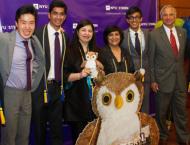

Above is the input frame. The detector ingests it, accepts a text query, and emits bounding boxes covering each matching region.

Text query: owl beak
[114,95,123,109]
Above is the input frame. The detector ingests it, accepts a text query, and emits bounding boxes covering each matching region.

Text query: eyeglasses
[128,16,141,21]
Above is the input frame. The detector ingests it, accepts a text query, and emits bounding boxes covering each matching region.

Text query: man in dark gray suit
[121,6,151,114]
[150,5,190,145]
[0,5,44,145]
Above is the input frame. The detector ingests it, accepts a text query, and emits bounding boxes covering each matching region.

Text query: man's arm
[149,31,159,93]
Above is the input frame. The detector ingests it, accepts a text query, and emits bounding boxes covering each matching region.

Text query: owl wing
[76,118,101,145]
[139,113,159,145]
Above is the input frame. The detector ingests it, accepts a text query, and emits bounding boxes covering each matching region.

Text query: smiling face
[15,13,35,39]
[77,25,93,45]
[161,6,176,29]
[126,12,142,32]
[48,7,66,30]
[107,31,121,47]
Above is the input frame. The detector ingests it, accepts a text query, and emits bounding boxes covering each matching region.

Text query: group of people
[0,0,189,145]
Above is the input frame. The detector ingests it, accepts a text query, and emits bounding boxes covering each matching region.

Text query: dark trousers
[32,81,63,145]
[155,86,189,143]
[67,121,87,145]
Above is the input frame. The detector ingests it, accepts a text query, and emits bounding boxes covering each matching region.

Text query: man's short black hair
[125,6,142,18]
[49,0,67,14]
[15,5,37,22]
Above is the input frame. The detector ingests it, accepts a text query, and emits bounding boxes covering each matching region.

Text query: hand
[96,60,104,70]
[80,61,87,68]
[80,68,91,78]
[151,82,159,93]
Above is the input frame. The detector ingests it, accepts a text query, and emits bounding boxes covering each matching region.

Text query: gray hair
[160,5,177,18]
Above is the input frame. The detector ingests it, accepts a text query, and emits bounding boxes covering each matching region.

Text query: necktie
[23,41,32,90]
[170,30,178,57]
[135,32,141,55]
[54,32,61,82]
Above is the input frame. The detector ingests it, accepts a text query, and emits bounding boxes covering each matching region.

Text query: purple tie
[54,32,61,82]
[135,32,141,55]
[23,41,32,90]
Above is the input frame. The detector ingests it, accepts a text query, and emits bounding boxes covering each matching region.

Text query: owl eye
[86,55,90,59]
[92,55,96,59]
[126,90,134,102]
[102,93,112,105]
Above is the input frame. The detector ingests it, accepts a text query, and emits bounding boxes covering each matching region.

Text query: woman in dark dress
[99,25,134,74]
[63,19,103,144]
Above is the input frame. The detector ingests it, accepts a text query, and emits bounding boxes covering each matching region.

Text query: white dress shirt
[129,28,145,52]
[47,23,63,80]
[163,24,180,50]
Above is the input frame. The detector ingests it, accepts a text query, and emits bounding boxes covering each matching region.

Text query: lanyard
[127,31,143,68]
[112,57,128,73]
[42,25,66,103]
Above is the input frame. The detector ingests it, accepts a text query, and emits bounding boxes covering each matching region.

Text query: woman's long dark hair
[71,19,97,51]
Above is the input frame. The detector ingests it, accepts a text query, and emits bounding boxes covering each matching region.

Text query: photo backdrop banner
[0,0,157,46]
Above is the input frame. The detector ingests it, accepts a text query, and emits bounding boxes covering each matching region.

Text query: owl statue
[76,71,159,145]
[85,51,98,78]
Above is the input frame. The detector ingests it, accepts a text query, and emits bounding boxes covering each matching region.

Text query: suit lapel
[44,26,51,74]
[176,27,184,56]
[160,26,174,57]
[142,29,148,55]
[8,31,16,73]
[126,29,139,56]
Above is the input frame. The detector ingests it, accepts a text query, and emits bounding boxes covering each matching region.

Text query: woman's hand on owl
[96,60,104,70]
[80,68,91,78]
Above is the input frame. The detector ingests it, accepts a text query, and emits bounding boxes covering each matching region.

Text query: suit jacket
[32,25,69,101]
[149,26,187,92]
[0,74,3,109]
[0,31,45,91]
[121,29,150,83]
[35,25,69,80]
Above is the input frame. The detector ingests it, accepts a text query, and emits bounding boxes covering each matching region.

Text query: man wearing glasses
[121,6,151,114]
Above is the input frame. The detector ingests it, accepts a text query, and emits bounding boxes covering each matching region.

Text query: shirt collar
[47,23,61,35]
[16,30,31,43]
[129,28,141,35]
[163,24,176,32]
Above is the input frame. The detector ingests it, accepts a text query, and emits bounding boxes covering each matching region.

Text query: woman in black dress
[63,19,103,144]
[99,25,134,74]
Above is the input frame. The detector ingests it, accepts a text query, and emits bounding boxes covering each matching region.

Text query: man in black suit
[31,1,69,145]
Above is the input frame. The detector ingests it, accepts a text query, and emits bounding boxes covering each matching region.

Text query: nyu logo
[72,23,78,29]
[33,4,48,10]
[105,5,117,11]
[105,5,128,11]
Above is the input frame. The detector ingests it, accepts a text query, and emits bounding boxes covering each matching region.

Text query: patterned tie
[170,30,178,57]
[23,41,32,90]
[135,32,141,55]
[54,32,61,82]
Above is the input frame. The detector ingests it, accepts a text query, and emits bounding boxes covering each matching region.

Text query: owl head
[92,72,144,120]
[86,51,98,61]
